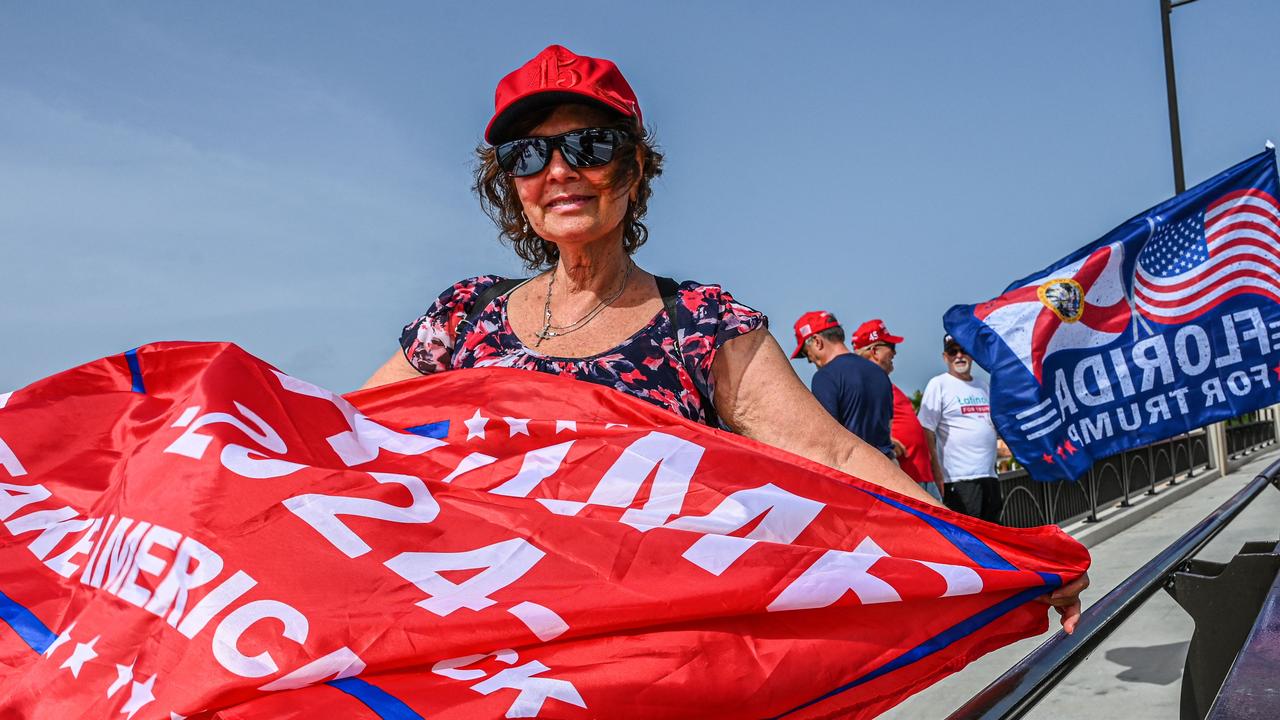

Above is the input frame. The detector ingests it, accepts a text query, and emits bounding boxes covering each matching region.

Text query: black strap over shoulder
[653,275,682,347]
[462,277,526,332]
[655,276,721,429]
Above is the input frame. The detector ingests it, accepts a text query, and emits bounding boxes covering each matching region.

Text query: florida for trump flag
[0,342,1087,719]
[945,148,1280,481]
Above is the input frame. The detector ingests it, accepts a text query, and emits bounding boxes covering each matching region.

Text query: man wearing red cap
[790,311,895,460]
[852,320,944,501]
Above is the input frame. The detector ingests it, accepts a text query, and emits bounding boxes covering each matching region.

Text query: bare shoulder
[360,351,421,390]
[711,328,813,438]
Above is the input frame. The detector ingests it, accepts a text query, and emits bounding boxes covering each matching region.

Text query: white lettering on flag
[0,437,27,479]
[45,517,103,578]
[767,537,899,612]
[507,601,569,642]
[537,432,704,528]
[440,452,497,484]
[0,482,47,520]
[0,484,47,517]
[5,506,90,561]
[919,561,984,597]
[212,599,309,678]
[258,646,366,691]
[165,403,305,479]
[284,471,440,558]
[433,649,518,681]
[664,483,824,576]
[274,371,445,465]
[471,660,587,718]
[490,442,575,497]
[176,570,257,639]
[385,538,545,616]
[117,524,182,609]
[86,518,146,591]
[146,536,225,624]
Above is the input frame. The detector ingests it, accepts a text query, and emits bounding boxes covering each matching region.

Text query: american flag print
[1135,188,1280,324]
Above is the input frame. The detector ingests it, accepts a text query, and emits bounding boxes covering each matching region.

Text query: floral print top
[400,275,767,425]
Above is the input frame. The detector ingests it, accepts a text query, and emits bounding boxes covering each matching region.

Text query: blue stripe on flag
[124,348,146,393]
[326,677,424,720]
[770,581,1056,719]
[854,487,1016,571]
[0,590,56,654]
[404,420,449,439]
[1037,571,1064,590]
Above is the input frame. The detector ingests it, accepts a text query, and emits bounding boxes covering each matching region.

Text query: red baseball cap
[851,319,905,350]
[485,45,643,144]
[790,311,841,359]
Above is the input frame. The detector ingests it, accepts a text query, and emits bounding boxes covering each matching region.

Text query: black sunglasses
[945,346,966,357]
[495,128,628,177]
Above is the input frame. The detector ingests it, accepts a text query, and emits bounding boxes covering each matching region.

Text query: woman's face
[514,104,638,252]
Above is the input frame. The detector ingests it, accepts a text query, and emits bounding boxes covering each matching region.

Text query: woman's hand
[711,329,941,505]
[1039,571,1090,634]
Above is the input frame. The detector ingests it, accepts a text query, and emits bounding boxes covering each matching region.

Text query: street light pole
[1159,0,1202,194]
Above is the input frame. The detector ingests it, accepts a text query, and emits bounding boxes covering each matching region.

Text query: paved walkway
[882,449,1280,719]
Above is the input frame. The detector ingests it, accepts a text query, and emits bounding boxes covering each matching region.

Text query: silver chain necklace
[535,261,633,346]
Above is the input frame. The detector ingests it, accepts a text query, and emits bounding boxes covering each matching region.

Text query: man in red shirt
[852,319,944,500]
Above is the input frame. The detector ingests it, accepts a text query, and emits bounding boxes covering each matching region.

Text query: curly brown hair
[473,104,664,271]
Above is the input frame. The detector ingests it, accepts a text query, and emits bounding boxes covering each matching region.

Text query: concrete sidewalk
[881,449,1280,720]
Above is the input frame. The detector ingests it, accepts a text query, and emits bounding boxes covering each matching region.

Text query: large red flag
[0,342,1088,719]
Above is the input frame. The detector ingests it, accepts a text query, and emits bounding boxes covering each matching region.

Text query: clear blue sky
[3,1,1278,396]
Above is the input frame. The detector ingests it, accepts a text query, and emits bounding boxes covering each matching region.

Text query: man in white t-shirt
[917,334,1002,522]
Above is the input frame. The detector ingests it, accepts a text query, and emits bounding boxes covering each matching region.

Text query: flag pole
[1160,0,1228,474]
[1159,0,1187,194]
[1159,0,1202,193]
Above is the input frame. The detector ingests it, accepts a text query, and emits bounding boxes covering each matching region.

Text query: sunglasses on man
[945,346,967,357]
[496,127,628,177]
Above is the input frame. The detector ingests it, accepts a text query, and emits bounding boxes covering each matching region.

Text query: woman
[363,44,1086,630]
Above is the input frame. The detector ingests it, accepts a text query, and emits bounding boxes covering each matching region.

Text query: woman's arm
[360,352,423,390]
[712,328,1089,631]
[712,328,940,506]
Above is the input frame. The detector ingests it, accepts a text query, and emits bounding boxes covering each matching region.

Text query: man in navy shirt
[789,310,895,458]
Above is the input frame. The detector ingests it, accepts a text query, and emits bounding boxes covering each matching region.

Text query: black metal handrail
[945,457,1280,720]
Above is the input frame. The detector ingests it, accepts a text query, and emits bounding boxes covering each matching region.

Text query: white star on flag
[555,420,577,434]
[59,635,98,678]
[120,674,157,719]
[44,622,75,657]
[107,663,133,698]
[464,409,488,440]
[504,416,530,436]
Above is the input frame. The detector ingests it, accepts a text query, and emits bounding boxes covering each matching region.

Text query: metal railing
[995,410,1280,529]
[945,457,1280,720]
[1226,407,1280,459]
[996,431,1212,529]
